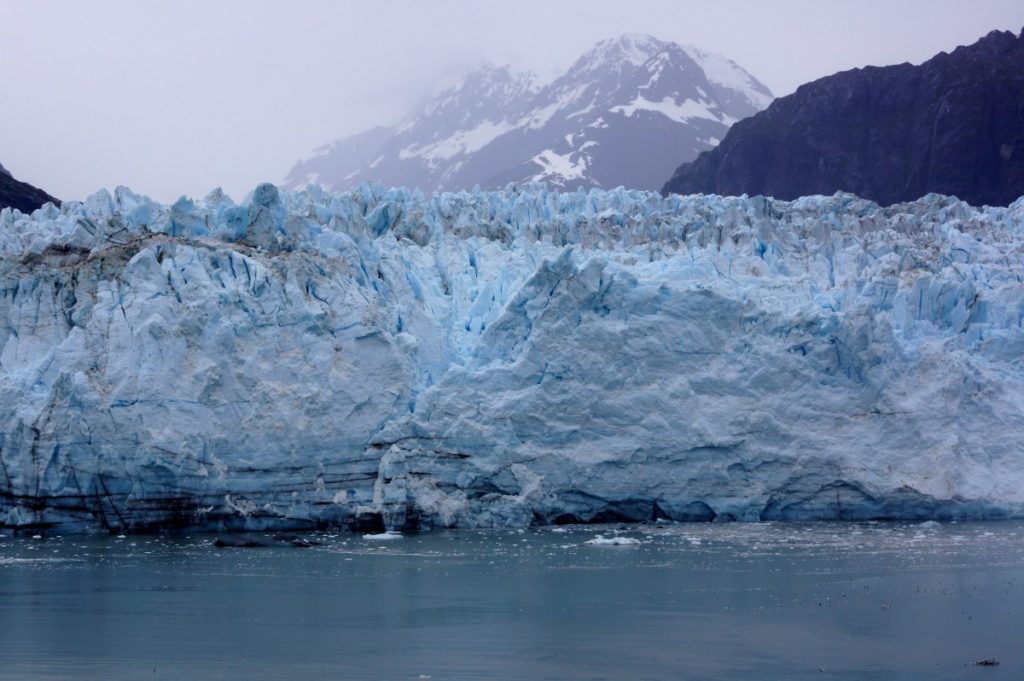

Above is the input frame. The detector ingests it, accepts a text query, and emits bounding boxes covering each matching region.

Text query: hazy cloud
[2,0,1022,202]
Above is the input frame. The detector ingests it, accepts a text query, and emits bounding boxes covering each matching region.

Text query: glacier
[1,183,1023,533]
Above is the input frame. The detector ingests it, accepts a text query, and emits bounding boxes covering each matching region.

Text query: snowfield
[1,183,1023,532]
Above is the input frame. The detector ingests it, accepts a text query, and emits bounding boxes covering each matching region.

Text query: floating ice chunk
[363,531,403,541]
[585,535,641,546]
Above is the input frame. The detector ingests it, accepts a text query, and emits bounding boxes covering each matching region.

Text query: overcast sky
[2,0,1023,203]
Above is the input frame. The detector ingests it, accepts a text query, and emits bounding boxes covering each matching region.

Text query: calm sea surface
[1,521,1022,680]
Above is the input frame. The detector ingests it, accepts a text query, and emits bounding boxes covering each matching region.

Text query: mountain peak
[413,61,536,124]
[448,61,536,94]
[285,35,773,194]
[594,34,668,62]
[569,34,669,77]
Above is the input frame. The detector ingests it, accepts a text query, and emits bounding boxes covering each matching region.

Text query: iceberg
[1,183,1023,533]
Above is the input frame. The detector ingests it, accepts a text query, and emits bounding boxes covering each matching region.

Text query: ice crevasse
[1,182,1023,533]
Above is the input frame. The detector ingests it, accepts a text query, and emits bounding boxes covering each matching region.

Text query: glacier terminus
[1,183,1023,533]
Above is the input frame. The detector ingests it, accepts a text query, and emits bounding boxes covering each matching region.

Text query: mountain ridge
[0,162,59,213]
[285,35,772,194]
[662,28,1024,206]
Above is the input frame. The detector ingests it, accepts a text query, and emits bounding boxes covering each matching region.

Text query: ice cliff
[2,183,1023,533]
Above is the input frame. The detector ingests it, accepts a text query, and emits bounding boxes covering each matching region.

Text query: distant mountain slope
[0,162,58,213]
[284,35,772,193]
[663,28,1024,206]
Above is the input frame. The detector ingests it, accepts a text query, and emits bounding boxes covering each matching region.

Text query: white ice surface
[2,184,1024,532]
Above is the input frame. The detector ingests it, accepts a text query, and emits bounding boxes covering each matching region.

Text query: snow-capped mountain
[284,35,773,193]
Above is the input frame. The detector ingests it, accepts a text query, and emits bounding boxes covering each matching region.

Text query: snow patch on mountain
[611,96,735,125]
[682,45,775,110]
[528,149,591,184]
[399,119,517,162]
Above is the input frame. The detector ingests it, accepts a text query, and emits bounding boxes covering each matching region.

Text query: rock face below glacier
[2,184,1023,533]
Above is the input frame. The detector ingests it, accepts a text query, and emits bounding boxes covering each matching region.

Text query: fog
[2,0,1022,202]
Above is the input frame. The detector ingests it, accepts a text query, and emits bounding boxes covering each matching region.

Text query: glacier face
[1,184,1023,533]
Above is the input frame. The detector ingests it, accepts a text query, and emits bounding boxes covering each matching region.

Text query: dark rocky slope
[663,28,1024,206]
[0,162,59,213]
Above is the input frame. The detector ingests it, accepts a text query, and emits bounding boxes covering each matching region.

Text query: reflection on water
[2,521,1022,680]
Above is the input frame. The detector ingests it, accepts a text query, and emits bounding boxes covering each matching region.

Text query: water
[1,521,1022,680]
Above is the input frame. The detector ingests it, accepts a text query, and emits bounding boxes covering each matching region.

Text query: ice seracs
[2,183,1024,533]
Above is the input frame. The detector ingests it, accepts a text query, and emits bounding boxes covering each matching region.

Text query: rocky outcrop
[0,162,58,213]
[663,28,1024,207]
